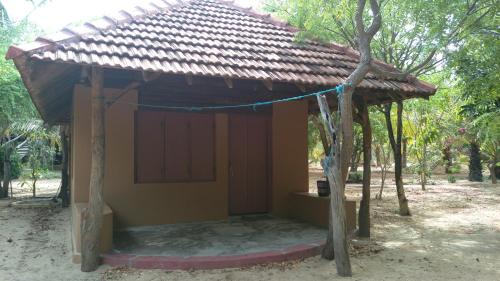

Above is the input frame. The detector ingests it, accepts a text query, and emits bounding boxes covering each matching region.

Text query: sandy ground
[0,171,499,281]
[8,178,61,199]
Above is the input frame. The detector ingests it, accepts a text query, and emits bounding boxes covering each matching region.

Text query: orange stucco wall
[71,85,229,228]
[271,101,309,217]
[70,85,309,230]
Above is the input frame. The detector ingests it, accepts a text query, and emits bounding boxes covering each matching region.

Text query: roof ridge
[215,0,299,33]
[6,0,193,60]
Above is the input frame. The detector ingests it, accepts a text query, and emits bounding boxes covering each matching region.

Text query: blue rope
[117,84,346,111]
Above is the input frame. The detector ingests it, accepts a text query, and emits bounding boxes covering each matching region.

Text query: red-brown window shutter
[135,111,215,183]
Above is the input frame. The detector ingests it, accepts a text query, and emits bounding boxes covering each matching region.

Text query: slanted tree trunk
[317,93,352,277]
[81,67,105,272]
[468,141,483,182]
[357,100,371,237]
[376,147,389,200]
[316,0,389,276]
[384,102,411,216]
[58,125,70,207]
[1,145,13,198]
[311,115,334,260]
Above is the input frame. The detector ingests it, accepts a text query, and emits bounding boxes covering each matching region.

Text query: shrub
[347,171,363,183]
[9,153,22,179]
[447,175,456,183]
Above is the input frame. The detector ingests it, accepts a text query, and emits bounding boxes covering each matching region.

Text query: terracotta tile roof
[6,0,435,94]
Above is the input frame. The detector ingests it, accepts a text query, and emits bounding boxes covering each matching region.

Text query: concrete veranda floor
[112,215,326,257]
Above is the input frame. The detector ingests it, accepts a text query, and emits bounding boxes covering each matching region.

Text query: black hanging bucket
[317,180,330,197]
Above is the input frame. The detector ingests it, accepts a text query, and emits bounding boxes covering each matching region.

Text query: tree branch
[366,0,382,39]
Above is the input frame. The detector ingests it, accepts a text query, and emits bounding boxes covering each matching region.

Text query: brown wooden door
[229,114,270,215]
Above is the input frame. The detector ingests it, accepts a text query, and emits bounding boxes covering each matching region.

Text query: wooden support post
[357,100,371,237]
[80,67,105,272]
[316,94,352,276]
[186,74,193,86]
[224,77,233,89]
[263,79,273,91]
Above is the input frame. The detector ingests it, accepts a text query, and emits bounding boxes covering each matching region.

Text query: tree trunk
[312,115,334,260]
[32,172,37,198]
[358,101,371,237]
[443,144,453,174]
[375,145,381,167]
[402,137,408,168]
[468,142,483,182]
[314,0,384,275]
[489,157,497,184]
[376,147,388,200]
[81,67,105,272]
[322,211,335,260]
[1,145,13,198]
[316,93,352,277]
[58,125,70,207]
[420,172,426,191]
[350,149,361,172]
[384,102,411,216]
[491,166,498,184]
[421,144,427,191]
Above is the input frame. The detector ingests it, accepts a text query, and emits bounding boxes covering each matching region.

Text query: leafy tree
[450,7,499,182]
[404,99,441,190]
[266,0,497,215]
[19,121,59,197]
[0,3,40,198]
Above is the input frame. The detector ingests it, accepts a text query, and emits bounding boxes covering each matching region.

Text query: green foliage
[449,164,461,174]
[447,175,457,183]
[347,171,362,183]
[265,0,495,75]
[0,22,38,134]
[308,116,324,163]
[9,151,22,179]
[21,127,58,197]
[449,6,499,175]
[0,147,22,179]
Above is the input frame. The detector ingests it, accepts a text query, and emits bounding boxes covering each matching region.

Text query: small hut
[6,0,435,268]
